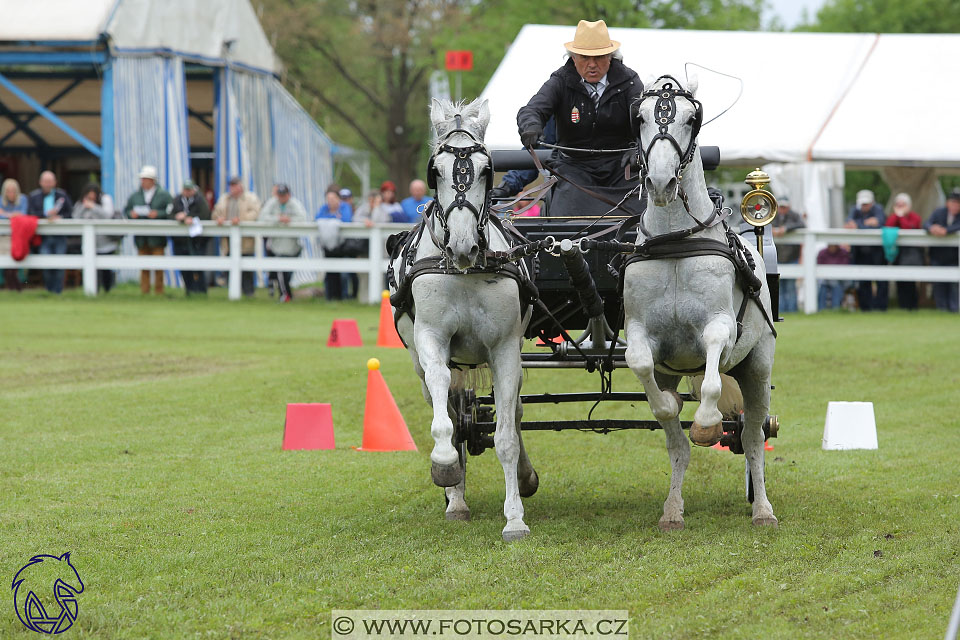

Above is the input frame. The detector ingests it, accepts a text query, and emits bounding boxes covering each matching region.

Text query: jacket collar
[562,57,631,95]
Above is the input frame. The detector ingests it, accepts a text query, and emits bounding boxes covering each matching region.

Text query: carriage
[390,84,782,540]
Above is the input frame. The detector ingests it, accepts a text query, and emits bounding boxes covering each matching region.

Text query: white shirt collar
[143,186,157,203]
[582,74,609,97]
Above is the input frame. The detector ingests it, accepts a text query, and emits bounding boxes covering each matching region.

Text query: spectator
[399,179,432,223]
[770,196,805,313]
[26,170,73,294]
[72,184,121,293]
[338,188,355,218]
[816,244,851,310]
[213,176,261,296]
[315,187,352,222]
[924,189,960,312]
[171,179,211,296]
[884,193,923,310]
[353,190,384,226]
[843,189,888,311]
[1,178,28,291]
[123,165,172,295]
[374,181,404,223]
[258,183,307,302]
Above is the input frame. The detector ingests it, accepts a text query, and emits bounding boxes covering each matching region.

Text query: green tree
[800,0,960,32]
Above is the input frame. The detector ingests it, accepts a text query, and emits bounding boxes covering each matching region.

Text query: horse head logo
[12,552,84,634]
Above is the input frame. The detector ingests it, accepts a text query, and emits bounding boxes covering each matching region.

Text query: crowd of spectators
[0,168,435,301]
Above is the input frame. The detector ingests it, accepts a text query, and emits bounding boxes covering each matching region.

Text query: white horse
[389,98,537,541]
[624,75,778,530]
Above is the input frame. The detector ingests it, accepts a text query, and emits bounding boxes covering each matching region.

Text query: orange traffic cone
[377,291,404,348]
[354,358,417,451]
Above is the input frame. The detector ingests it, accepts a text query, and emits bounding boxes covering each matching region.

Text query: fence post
[81,223,98,297]
[368,225,384,304]
[228,225,242,300]
[803,230,818,314]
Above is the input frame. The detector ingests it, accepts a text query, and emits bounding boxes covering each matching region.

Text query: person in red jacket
[884,193,923,310]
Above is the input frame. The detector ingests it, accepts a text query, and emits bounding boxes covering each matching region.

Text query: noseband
[636,75,703,183]
[426,114,494,253]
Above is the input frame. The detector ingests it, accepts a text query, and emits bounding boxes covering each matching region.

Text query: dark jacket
[124,187,174,249]
[924,206,960,265]
[26,188,73,219]
[846,203,885,264]
[517,57,643,156]
[499,118,557,197]
[170,192,212,254]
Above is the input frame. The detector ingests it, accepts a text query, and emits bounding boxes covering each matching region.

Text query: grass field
[1,286,958,639]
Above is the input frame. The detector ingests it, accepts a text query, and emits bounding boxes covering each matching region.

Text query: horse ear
[645,74,657,87]
[475,99,490,136]
[686,74,699,96]
[430,98,446,130]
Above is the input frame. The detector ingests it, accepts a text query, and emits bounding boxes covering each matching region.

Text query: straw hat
[564,20,620,56]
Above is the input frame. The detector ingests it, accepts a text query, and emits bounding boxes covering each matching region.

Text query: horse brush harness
[387,115,542,344]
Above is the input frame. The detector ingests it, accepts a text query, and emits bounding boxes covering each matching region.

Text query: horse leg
[515,390,539,498]
[444,397,470,521]
[655,372,689,531]
[415,332,462,487]
[732,339,778,527]
[489,347,528,542]
[690,318,734,447]
[625,321,681,420]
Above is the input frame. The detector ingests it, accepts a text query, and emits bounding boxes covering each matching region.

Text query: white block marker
[822,401,878,450]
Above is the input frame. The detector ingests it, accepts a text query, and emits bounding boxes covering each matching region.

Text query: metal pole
[945,582,960,640]
[455,72,462,101]
[368,225,384,304]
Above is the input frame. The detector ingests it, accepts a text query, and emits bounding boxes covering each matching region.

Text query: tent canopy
[481,26,960,167]
[0,0,280,74]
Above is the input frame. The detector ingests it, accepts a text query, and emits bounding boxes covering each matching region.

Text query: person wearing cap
[924,189,960,312]
[212,176,262,296]
[338,188,355,218]
[516,19,643,216]
[884,193,923,310]
[770,196,806,313]
[258,183,307,302]
[26,170,74,293]
[171,179,212,295]
[124,165,173,295]
[843,189,888,311]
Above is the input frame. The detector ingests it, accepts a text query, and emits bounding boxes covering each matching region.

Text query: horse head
[428,97,493,271]
[635,74,702,207]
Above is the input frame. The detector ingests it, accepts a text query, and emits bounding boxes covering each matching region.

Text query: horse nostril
[666,177,678,197]
[644,177,655,193]
[445,247,455,261]
[468,245,479,259]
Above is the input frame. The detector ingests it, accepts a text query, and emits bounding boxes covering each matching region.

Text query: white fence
[776,229,960,313]
[1,222,958,311]
[0,220,414,304]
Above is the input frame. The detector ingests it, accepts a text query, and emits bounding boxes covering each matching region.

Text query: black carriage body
[511,217,636,340]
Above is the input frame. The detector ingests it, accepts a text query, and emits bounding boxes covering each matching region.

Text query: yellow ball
[382,290,390,298]
[367,358,381,371]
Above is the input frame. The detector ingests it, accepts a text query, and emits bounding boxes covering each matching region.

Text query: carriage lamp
[740,168,779,257]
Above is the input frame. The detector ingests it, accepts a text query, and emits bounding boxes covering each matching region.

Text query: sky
[767,0,828,28]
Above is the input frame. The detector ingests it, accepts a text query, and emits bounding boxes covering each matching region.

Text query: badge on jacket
[571,106,580,124]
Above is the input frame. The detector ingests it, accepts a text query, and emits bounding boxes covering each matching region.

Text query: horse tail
[688,374,743,421]
[450,366,492,395]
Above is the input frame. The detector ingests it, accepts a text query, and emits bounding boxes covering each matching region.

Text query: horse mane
[429,97,489,151]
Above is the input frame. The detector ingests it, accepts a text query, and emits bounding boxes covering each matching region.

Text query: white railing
[0,220,415,303]
[776,229,960,313]
[1,222,958,312]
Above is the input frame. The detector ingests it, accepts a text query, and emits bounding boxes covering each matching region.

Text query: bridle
[426,114,494,254]
[635,75,703,185]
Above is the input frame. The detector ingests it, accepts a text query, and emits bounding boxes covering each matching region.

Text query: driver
[516,20,643,216]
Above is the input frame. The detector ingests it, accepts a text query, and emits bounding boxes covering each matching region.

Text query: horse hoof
[519,469,539,498]
[446,509,471,521]
[658,518,684,532]
[689,421,723,447]
[431,462,463,487]
[502,524,530,542]
[753,515,779,528]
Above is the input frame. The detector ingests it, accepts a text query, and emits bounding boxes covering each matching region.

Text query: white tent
[481,25,960,167]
